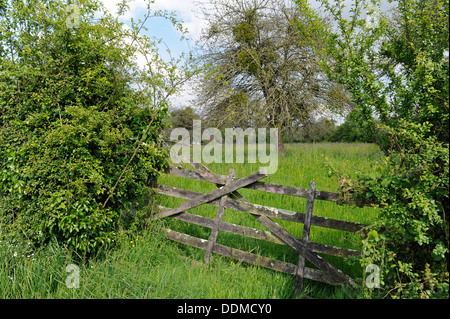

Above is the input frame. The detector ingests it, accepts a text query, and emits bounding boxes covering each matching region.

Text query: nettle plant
[317,0,449,298]
[0,0,192,255]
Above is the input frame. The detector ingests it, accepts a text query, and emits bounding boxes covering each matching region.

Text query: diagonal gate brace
[152,169,268,220]
[251,212,354,285]
[211,182,353,285]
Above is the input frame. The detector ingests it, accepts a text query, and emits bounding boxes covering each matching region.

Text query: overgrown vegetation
[194,0,352,156]
[1,0,448,300]
[315,0,449,298]
[1,143,381,299]
[0,0,191,255]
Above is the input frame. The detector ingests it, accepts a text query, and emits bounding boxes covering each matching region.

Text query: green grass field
[0,143,383,299]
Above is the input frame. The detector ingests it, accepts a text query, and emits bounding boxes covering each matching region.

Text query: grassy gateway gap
[1,143,382,299]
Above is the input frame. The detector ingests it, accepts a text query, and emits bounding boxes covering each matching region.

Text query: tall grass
[0,226,295,298]
[0,143,382,299]
[158,142,382,292]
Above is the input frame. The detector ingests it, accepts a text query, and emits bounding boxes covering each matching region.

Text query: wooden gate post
[155,151,362,292]
[295,180,316,294]
[204,169,236,265]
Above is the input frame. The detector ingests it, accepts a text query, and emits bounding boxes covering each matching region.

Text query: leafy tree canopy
[0,0,190,254]
[194,0,351,156]
[316,0,449,298]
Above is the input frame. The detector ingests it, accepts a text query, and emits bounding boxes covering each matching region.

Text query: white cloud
[101,0,205,41]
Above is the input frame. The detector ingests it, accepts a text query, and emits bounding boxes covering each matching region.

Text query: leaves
[0,0,189,255]
[194,0,351,140]
[319,0,449,298]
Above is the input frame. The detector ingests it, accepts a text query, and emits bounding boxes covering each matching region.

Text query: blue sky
[103,0,203,59]
[101,0,205,108]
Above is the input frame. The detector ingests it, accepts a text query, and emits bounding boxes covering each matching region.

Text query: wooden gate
[153,146,367,294]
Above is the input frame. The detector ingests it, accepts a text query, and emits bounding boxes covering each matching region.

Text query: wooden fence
[152,148,368,294]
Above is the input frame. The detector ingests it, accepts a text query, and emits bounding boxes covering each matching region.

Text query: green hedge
[0,0,169,254]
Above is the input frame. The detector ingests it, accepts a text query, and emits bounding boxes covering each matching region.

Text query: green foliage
[196,0,351,156]
[319,0,449,298]
[0,0,190,254]
[293,117,337,143]
[168,106,200,132]
[233,21,256,45]
[344,123,449,298]
[237,48,260,74]
[329,111,376,143]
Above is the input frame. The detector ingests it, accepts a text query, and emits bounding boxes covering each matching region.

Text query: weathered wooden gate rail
[153,162,369,294]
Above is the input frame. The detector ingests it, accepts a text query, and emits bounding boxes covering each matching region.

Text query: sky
[100,0,207,109]
[99,0,328,110]
[99,0,397,111]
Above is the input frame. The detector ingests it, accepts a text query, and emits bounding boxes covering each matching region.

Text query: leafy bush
[316,0,449,298]
[0,0,185,254]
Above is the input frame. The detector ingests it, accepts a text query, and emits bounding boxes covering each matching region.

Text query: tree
[169,106,201,132]
[329,111,377,143]
[300,116,336,143]
[0,0,190,254]
[194,0,350,156]
[316,0,449,298]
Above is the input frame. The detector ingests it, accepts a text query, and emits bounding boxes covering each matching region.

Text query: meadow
[0,143,383,299]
